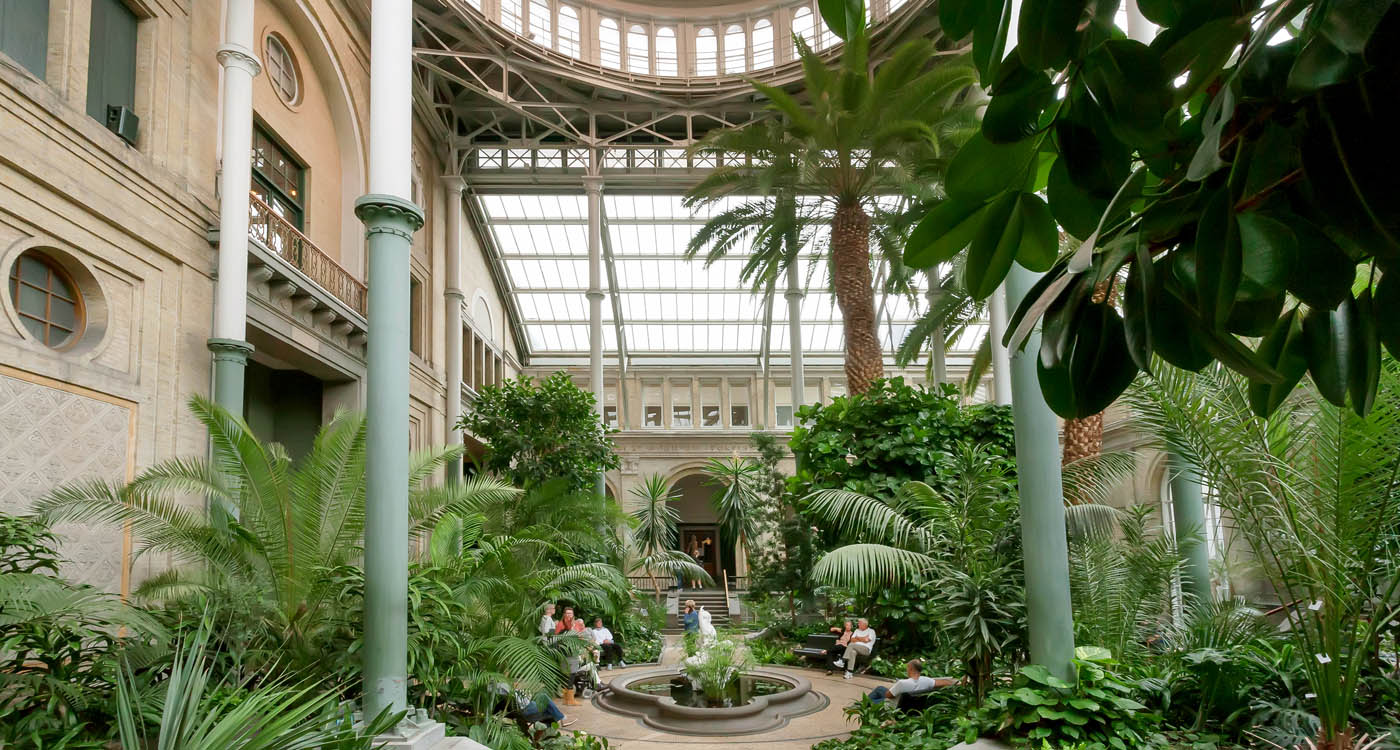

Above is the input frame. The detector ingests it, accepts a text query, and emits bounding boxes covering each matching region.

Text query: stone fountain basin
[595,667,828,736]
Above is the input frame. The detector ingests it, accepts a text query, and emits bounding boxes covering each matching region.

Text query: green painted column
[355,194,424,719]
[1168,453,1213,604]
[208,338,253,418]
[1004,262,1077,681]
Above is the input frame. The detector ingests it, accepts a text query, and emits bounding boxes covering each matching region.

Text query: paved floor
[566,663,887,750]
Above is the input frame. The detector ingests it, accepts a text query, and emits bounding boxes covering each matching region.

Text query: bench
[895,689,941,713]
[792,633,839,668]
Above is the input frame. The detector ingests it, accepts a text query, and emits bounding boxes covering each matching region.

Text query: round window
[264,34,300,105]
[8,250,84,348]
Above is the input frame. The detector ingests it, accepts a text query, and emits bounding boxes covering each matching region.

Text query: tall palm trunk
[831,200,883,393]
[1062,415,1104,467]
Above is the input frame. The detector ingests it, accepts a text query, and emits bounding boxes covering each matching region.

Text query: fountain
[594,609,827,735]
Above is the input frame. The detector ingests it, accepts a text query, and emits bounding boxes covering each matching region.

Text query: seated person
[682,600,700,634]
[490,682,575,728]
[539,602,557,637]
[825,620,853,673]
[590,617,626,668]
[868,659,938,703]
[832,617,877,679]
[555,606,586,634]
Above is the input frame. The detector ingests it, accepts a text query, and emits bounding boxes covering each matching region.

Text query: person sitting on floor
[832,617,877,679]
[491,682,575,728]
[591,617,626,669]
[867,659,939,704]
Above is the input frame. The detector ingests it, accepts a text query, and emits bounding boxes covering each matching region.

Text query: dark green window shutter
[86,0,137,122]
[0,0,50,79]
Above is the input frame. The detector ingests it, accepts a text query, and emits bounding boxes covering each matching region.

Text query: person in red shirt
[555,606,586,634]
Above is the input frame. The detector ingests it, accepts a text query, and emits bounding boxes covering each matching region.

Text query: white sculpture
[698,606,717,646]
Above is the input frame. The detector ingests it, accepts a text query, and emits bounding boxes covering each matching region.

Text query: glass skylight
[477,193,974,358]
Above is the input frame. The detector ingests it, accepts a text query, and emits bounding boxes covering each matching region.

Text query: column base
[207,337,254,416]
[363,716,488,750]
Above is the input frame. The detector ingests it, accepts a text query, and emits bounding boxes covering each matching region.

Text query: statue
[697,606,718,646]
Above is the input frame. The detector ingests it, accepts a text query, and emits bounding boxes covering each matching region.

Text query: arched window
[792,7,815,52]
[599,18,621,69]
[752,19,773,68]
[818,13,838,49]
[723,24,746,74]
[655,27,678,75]
[264,34,300,105]
[557,5,581,57]
[627,24,650,74]
[9,251,83,348]
[528,0,551,46]
[695,27,717,75]
[500,0,522,34]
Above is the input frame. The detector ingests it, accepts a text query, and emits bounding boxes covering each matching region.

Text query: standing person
[867,659,940,703]
[832,617,877,679]
[539,602,557,637]
[591,617,626,669]
[682,599,700,634]
[687,537,704,588]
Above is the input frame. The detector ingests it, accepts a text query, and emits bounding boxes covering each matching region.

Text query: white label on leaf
[1305,693,1316,699]
[1309,600,1323,611]
[1315,653,1331,664]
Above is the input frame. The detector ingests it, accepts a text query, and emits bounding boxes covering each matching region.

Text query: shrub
[989,647,1164,750]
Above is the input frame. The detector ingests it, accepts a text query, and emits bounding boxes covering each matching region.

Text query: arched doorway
[670,473,738,586]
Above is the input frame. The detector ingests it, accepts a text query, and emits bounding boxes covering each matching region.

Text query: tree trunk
[831,200,883,393]
[1062,413,1104,467]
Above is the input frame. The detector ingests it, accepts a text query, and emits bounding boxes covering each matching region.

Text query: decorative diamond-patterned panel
[0,372,132,593]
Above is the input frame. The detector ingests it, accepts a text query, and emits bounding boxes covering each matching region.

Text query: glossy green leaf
[1248,307,1308,417]
[1280,215,1355,309]
[1187,84,1234,181]
[1080,40,1172,149]
[1040,275,1092,369]
[1122,240,1154,372]
[1047,159,1108,240]
[965,193,1022,300]
[1349,288,1380,416]
[984,51,1056,144]
[1377,272,1400,360]
[1193,190,1242,329]
[1319,0,1392,54]
[946,132,1038,203]
[1015,193,1059,272]
[1236,212,1296,300]
[1226,294,1285,337]
[1288,35,1364,94]
[1038,302,1140,419]
[940,0,983,39]
[818,0,864,41]
[1055,116,1130,198]
[1159,17,1242,104]
[1303,298,1354,407]
[1017,0,1089,71]
[1152,273,1214,371]
[973,0,1012,84]
[905,199,989,268]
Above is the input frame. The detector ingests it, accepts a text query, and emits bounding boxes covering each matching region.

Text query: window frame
[9,251,85,349]
[263,33,300,106]
[250,125,307,231]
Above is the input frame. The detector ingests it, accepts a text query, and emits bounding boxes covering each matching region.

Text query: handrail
[247,194,367,316]
[723,568,730,602]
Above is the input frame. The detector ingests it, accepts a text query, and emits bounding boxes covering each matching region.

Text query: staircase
[666,588,731,633]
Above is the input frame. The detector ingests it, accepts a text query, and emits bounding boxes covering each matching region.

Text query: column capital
[207,337,254,362]
[441,174,467,193]
[216,44,263,76]
[355,194,425,240]
[582,175,604,194]
[784,287,805,300]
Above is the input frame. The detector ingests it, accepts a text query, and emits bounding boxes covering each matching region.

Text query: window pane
[752,20,773,68]
[729,382,750,427]
[627,24,649,74]
[793,7,815,52]
[87,0,137,121]
[701,382,720,426]
[558,6,581,57]
[529,0,550,46]
[775,383,793,427]
[0,0,50,77]
[723,24,746,73]
[776,405,794,427]
[500,0,522,33]
[730,405,749,427]
[672,379,691,427]
[656,27,678,75]
[18,316,45,341]
[644,382,662,427]
[17,283,46,317]
[695,28,717,75]
[599,19,621,69]
[50,297,76,329]
[17,255,47,284]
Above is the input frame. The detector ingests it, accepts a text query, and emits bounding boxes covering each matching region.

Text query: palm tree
[1126,360,1400,750]
[624,474,711,599]
[684,34,979,394]
[34,395,517,656]
[702,456,765,578]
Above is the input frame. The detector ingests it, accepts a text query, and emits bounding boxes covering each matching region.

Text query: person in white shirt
[590,617,626,669]
[832,617,876,679]
[539,602,556,637]
[868,659,941,703]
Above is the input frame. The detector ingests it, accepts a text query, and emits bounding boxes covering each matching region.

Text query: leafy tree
[702,456,765,569]
[683,22,980,394]
[34,396,517,668]
[790,377,1015,502]
[459,372,619,493]
[1127,359,1400,749]
[881,0,1400,420]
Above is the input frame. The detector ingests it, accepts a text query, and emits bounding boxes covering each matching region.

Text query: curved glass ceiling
[478,193,988,358]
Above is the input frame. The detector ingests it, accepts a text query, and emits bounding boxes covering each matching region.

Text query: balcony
[248,195,366,316]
